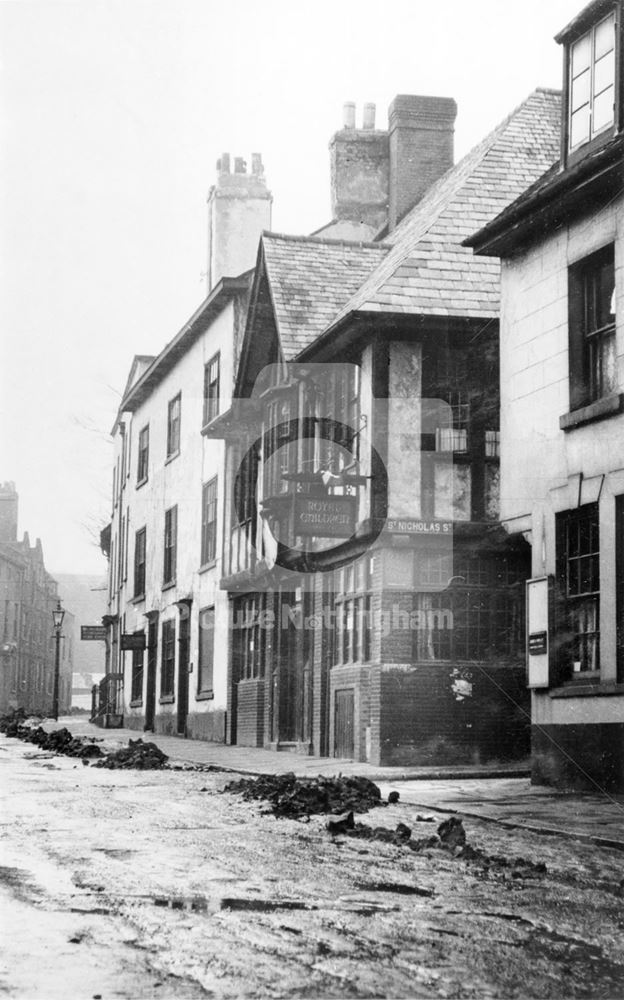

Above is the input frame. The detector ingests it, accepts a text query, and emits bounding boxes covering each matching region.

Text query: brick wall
[378,662,529,766]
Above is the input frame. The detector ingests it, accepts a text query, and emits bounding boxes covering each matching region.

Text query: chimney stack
[0,482,18,542]
[329,102,389,236]
[388,95,457,230]
[206,152,272,291]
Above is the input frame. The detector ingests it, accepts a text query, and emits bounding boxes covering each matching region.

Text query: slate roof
[260,234,389,359]
[329,88,562,326]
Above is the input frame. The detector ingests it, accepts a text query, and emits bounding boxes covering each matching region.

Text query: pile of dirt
[328,812,547,876]
[91,738,168,770]
[0,717,103,759]
[223,772,383,818]
[0,714,166,769]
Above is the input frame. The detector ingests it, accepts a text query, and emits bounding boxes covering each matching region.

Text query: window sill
[129,698,143,709]
[159,694,175,705]
[131,594,145,605]
[162,580,176,592]
[560,393,624,431]
[549,681,624,699]
[136,477,148,491]
[199,560,217,574]
[196,689,214,701]
[165,451,180,466]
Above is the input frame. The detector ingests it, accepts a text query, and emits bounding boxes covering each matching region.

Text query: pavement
[35,716,624,852]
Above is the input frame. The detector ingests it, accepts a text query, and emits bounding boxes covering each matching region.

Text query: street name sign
[80,625,107,641]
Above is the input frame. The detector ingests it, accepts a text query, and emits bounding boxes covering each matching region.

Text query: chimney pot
[362,102,376,129]
[234,156,246,174]
[220,152,231,174]
[251,152,264,175]
[343,102,356,129]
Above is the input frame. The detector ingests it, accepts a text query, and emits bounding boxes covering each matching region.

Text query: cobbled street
[1,732,623,1000]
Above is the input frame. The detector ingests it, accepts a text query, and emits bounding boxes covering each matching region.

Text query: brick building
[213,92,562,765]
[0,483,73,716]
[467,0,624,790]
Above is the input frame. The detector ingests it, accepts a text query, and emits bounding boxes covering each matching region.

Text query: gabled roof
[260,233,389,359]
[328,88,562,327]
[116,273,252,424]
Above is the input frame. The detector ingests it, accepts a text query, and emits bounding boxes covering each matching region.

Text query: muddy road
[1,736,623,999]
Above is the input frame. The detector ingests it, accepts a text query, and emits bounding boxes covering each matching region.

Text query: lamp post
[51,599,65,722]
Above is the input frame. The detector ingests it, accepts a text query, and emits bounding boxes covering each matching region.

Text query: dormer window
[568,11,616,150]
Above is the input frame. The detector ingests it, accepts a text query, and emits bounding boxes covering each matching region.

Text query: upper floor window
[568,244,616,408]
[201,477,218,566]
[203,353,220,426]
[167,393,181,459]
[137,425,149,485]
[134,527,146,598]
[163,505,178,586]
[568,12,616,150]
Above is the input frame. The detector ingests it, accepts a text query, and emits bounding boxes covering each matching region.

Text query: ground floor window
[556,503,600,676]
[198,607,215,695]
[235,594,265,680]
[160,619,176,696]
[413,554,526,663]
[334,555,373,665]
[131,637,144,702]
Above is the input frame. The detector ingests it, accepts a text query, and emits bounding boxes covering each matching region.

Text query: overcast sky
[1,0,583,576]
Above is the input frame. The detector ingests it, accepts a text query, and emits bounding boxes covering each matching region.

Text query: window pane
[571,32,591,74]
[570,105,590,147]
[592,85,615,133]
[571,67,590,112]
[594,14,614,60]
[594,49,615,97]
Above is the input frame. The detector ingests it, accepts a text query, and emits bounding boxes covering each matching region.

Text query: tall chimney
[206,152,272,291]
[329,103,389,235]
[0,482,18,542]
[388,95,457,230]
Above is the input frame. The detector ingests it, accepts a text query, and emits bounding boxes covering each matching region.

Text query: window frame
[133,526,146,599]
[555,503,601,678]
[197,606,215,697]
[200,477,218,567]
[203,352,221,427]
[160,618,176,698]
[566,10,617,155]
[166,393,182,460]
[130,635,145,704]
[163,505,178,587]
[568,243,616,412]
[137,425,149,485]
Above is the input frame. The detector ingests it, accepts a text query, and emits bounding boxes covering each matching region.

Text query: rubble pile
[0,717,103,759]
[224,772,383,818]
[329,813,548,876]
[91,739,168,770]
[1,713,166,769]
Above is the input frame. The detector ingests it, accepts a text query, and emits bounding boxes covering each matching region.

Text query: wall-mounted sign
[385,518,452,535]
[80,625,107,641]
[528,631,548,656]
[295,495,356,538]
[121,633,146,652]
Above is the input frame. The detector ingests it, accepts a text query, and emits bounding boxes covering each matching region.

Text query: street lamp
[51,599,65,722]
